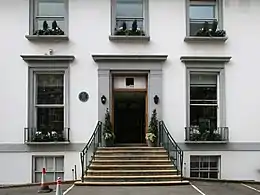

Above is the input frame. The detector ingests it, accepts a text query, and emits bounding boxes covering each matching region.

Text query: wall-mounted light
[154,95,159,104]
[101,95,107,104]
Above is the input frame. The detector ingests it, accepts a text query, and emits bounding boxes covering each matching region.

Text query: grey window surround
[92,54,168,62]
[110,0,149,41]
[21,55,74,144]
[32,155,64,183]
[182,56,231,144]
[185,0,226,42]
[27,0,69,41]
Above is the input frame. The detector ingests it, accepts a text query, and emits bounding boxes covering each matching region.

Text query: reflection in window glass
[190,5,215,19]
[37,1,65,16]
[116,0,143,18]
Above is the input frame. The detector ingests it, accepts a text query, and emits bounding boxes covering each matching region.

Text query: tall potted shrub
[145,109,158,147]
[103,108,115,147]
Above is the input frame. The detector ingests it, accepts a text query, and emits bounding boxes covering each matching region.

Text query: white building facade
[0,0,260,184]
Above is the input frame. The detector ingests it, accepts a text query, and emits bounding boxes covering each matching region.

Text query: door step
[92,159,172,165]
[94,155,168,160]
[89,164,175,170]
[86,169,177,176]
[75,180,190,186]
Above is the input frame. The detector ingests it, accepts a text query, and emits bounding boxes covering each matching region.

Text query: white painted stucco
[0,0,260,184]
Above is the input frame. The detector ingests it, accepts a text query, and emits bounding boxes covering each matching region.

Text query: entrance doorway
[113,91,146,144]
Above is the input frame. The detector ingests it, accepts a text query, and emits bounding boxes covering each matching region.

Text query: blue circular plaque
[79,92,89,102]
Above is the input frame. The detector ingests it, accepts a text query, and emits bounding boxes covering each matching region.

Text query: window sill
[109,35,150,42]
[25,35,69,41]
[185,141,228,144]
[25,141,70,145]
[184,36,228,43]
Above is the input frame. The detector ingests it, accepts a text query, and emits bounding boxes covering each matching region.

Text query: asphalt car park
[1,181,260,195]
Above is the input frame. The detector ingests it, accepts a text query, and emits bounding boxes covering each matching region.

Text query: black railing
[185,127,229,142]
[158,121,183,180]
[80,121,102,182]
[24,128,70,143]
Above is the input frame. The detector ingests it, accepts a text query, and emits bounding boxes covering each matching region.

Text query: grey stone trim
[0,143,85,153]
[184,36,228,43]
[185,141,228,144]
[25,35,69,41]
[2,142,260,152]
[25,142,70,145]
[109,35,150,42]
[179,142,260,151]
[180,56,232,63]
[92,54,168,62]
[21,55,75,62]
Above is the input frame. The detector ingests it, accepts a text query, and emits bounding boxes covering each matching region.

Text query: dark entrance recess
[114,91,146,144]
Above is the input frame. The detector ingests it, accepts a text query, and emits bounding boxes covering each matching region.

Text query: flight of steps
[75,146,189,186]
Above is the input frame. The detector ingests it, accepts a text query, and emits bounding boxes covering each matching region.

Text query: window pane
[190,21,214,36]
[46,157,54,171]
[37,1,65,16]
[35,172,42,183]
[190,106,217,130]
[116,19,143,30]
[209,172,218,178]
[190,74,217,85]
[37,107,64,132]
[190,161,199,169]
[55,173,64,181]
[55,157,64,172]
[37,74,64,104]
[35,157,44,171]
[190,5,215,19]
[190,87,217,101]
[190,172,199,177]
[200,172,209,178]
[116,0,143,18]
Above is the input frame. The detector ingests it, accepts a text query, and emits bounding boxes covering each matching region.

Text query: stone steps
[87,169,178,176]
[75,180,190,186]
[92,159,172,165]
[76,146,189,186]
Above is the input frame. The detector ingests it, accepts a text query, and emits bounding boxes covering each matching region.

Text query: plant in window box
[33,20,65,36]
[114,20,145,36]
[103,108,115,147]
[145,109,158,147]
[196,20,226,37]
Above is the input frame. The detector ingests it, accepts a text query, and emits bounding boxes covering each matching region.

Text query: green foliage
[114,20,145,36]
[33,20,65,35]
[146,109,158,142]
[103,108,115,141]
[196,20,226,37]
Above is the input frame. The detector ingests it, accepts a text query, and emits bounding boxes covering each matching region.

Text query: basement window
[126,77,134,86]
[190,155,220,179]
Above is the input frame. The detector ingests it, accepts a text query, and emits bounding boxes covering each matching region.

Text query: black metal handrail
[158,121,183,180]
[24,127,70,143]
[80,121,102,182]
[185,127,229,142]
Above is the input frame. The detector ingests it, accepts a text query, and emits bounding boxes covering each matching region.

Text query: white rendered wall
[0,152,80,184]
[184,151,260,181]
[0,0,260,143]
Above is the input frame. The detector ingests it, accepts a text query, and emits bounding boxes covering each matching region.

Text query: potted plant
[146,109,158,147]
[103,108,115,147]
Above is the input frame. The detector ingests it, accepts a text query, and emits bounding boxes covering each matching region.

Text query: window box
[24,128,70,144]
[185,126,229,143]
[27,0,68,41]
[111,0,149,41]
[186,0,227,41]
[109,35,150,41]
[25,35,69,41]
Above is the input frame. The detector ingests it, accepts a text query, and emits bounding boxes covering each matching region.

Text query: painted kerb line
[241,183,260,193]
[191,183,206,195]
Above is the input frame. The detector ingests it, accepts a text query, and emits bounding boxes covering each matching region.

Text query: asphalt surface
[0,184,72,195]
[1,182,260,195]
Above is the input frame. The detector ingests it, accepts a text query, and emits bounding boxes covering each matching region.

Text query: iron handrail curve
[159,120,183,179]
[80,121,102,181]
